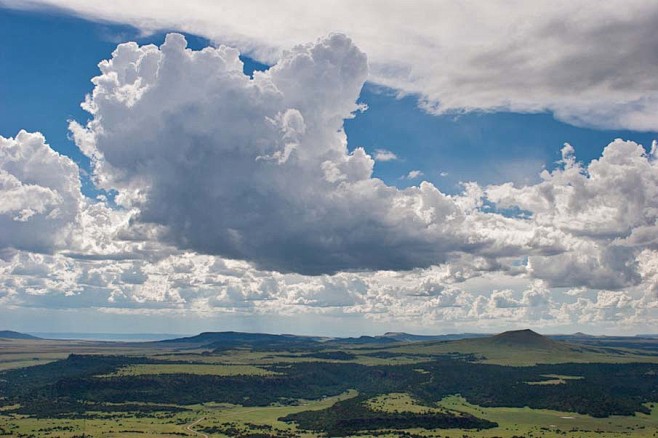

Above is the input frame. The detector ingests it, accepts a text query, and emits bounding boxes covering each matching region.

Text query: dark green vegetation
[0,329,657,436]
[4,354,656,418]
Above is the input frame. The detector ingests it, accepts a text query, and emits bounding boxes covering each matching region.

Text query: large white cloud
[0,134,653,331]
[0,131,82,254]
[71,33,555,274]
[5,0,658,131]
[66,33,658,297]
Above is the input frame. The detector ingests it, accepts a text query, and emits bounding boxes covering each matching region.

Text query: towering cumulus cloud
[0,131,82,254]
[71,33,532,274]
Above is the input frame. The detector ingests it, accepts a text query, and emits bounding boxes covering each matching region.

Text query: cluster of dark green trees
[281,394,496,436]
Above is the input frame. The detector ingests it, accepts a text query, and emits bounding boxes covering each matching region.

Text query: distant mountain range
[152,330,493,351]
[152,329,562,352]
[3,329,657,351]
[157,331,329,351]
[153,328,658,365]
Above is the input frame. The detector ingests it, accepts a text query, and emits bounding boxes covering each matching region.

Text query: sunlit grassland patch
[0,339,165,371]
[185,390,359,437]
[0,358,56,371]
[366,392,452,415]
[382,341,658,366]
[103,363,277,377]
[434,395,658,437]
[0,407,201,437]
[526,374,584,385]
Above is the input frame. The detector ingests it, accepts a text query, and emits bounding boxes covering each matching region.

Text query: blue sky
[2,7,655,196]
[1,2,657,336]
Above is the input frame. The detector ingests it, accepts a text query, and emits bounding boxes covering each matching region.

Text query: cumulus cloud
[0,131,82,253]
[485,139,658,291]
[65,33,658,301]
[5,0,658,131]
[3,243,654,332]
[71,33,557,275]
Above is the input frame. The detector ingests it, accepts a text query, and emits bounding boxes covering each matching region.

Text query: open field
[0,391,358,437]
[435,395,658,437]
[193,390,358,437]
[1,394,656,437]
[367,392,450,414]
[361,392,658,437]
[0,339,163,371]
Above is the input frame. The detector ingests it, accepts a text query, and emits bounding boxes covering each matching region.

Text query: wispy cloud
[403,170,424,179]
[373,149,398,162]
[5,0,658,131]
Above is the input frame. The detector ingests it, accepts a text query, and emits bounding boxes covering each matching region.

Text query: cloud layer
[0,32,656,333]
[5,0,658,131]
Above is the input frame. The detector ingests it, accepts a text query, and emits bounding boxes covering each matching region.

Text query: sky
[0,1,657,336]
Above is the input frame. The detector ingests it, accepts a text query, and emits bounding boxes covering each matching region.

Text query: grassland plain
[1,396,655,437]
[434,395,658,437]
[363,393,658,437]
[0,330,657,437]
[0,338,163,372]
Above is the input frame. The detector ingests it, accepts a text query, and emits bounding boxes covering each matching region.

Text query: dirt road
[184,416,209,438]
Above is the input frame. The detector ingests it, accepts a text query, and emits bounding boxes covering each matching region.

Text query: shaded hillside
[488,329,559,348]
[0,330,40,340]
[445,329,576,355]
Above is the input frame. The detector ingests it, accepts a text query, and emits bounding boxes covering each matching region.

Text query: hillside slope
[380,329,655,365]
[0,330,40,340]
